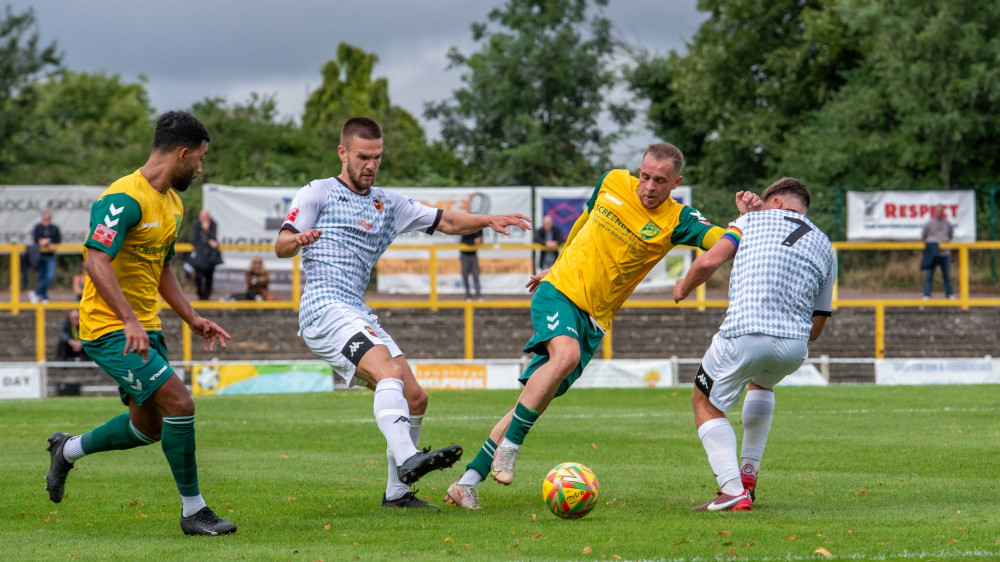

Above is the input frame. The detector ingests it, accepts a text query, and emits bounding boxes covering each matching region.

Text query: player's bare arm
[673,241,737,303]
[735,191,763,214]
[158,263,231,352]
[84,250,149,361]
[809,316,828,341]
[436,209,531,235]
[274,228,322,258]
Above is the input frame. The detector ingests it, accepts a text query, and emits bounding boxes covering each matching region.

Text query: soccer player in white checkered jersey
[274,117,531,508]
[673,177,837,511]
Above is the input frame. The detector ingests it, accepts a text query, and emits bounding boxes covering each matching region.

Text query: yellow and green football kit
[520,168,725,395]
[80,169,183,405]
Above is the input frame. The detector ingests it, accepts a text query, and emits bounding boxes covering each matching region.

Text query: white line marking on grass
[4,406,999,430]
[627,549,1000,562]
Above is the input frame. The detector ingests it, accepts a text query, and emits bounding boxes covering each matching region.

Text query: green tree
[191,94,322,188]
[425,0,625,186]
[0,5,61,177]
[626,0,857,189]
[303,43,465,186]
[779,0,1000,189]
[6,70,154,184]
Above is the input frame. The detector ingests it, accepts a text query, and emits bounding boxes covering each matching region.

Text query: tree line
[1,0,997,239]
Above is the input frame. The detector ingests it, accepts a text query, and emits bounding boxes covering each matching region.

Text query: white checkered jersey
[718,209,836,340]
[281,177,442,329]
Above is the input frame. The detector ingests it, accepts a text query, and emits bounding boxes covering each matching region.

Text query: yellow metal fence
[3,242,999,363]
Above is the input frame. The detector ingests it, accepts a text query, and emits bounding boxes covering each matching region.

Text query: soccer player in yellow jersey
[446,142,762,509]
[44,111,237,536]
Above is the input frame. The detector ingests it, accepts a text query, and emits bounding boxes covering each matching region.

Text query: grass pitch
[2,385,999,561]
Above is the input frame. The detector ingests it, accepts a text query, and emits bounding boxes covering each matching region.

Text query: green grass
[2,386,999,561]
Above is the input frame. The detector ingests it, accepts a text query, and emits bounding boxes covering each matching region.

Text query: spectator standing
[921,206,955,300]
[460,229,484,301]
[189,209,222,300]
[56,310,89,361]
[533,215,564,271]
[30,212,61,304]
[72,262,87,301]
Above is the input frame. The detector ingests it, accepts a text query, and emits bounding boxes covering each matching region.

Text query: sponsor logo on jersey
[373,198,384,212]
[689,208,711,225]
[140,221,159,228]
[604,192,623,206]
[640,220,662,240]
[92,224,117,247]
[284,208,299,223]
[357,220,374,231]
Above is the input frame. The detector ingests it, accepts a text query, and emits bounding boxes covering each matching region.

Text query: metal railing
[3,241,1000,363]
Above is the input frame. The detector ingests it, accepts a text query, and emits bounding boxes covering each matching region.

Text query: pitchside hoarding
[846,190,976,241]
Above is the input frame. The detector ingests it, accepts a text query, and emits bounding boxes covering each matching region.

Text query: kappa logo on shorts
[694,364,714,397]
[341,332,375,367]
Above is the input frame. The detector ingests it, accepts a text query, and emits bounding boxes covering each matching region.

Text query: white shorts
[301,302,402,386]
[695,333,809,412]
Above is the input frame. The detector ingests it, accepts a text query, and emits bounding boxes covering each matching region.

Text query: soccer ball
[542,462,599,519]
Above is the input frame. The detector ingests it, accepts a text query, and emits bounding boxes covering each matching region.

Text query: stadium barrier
[3,242,1000,364]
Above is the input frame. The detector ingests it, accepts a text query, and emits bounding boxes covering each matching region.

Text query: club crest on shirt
[364,326,377,337]
[640,220,662,241]
[373,198,384,212]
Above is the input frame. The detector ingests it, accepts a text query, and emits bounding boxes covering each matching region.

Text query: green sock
[161,415,200,497]
[80,413,155,454]
[465,438,497,478]
[504,402,540,446]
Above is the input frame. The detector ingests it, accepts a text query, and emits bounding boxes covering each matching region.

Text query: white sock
[458,468,483,487]
[498,438,521,451]
[385,414,424,500]
[181,494,208,517]
[373,379,419,466]
[698,417,742,495]
[62,435,86,463]
[740,389,775,475]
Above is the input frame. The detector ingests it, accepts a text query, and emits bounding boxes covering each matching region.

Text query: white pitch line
[2,405,998,430]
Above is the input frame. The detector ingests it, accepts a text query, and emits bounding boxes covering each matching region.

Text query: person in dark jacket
[30,212,61,304]
[188,209,222,300]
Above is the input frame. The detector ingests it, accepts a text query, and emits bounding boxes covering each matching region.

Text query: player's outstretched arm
[436,209,531,236]
[275,228,321,258]
[86,250,150,361]
[673,241,737,303]
[158,263,231,352]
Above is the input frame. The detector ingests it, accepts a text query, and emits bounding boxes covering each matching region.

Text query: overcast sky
[14,0,707,167]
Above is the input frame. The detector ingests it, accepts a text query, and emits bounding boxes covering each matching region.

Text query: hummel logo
[393,416,410,424]
[567,327,578,335]
[547,320,560,330]
[604,192,623,206]
[150,365,168,381]
[338,196,348,202]
[546,312,559,322]
[109,203,124,216]
[348,342,363,356]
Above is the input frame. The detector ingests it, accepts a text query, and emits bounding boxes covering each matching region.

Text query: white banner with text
[0,363,45,399]
[874,358,1000,385]
[846,190,977,241]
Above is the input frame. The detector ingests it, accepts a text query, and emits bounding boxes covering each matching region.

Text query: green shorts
[519,282,606,398]
[82,330,175,407]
